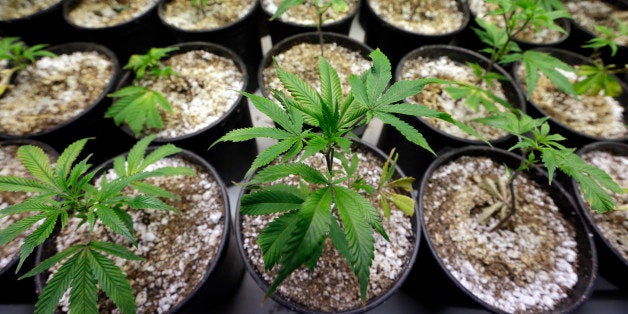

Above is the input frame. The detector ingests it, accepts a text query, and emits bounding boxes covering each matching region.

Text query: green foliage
[0,37,56,97]
[213,49,474,303]
[0,137,193,314]
[107,47,179,137]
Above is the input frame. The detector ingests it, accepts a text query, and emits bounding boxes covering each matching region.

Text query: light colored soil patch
[469,0,565,44]
[0,51,114,136]
[580,150,628,261]
[52,157,225,313]
[0,0,61,20]
[263,42,371,99]
[161,0,255,30]
[516,65,627,139]
[68,0,158,28]
[423,156,579,313]
[369,0,464,34]
[566,0,628,46]
[261,0,359,26]
[136,50,244,139]
[400,56,509,140]
[242,149,414,312]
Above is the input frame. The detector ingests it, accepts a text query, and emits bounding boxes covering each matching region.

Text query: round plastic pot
[0,139,58,304]
[235,140,421,313]
[418,145,597,313]
[157,0,263,91]
[34,148,243,312]
[361,0,470,69]
[258,32,372,137]
[0,42,121,166]
[63,0,167,62]
[0,1,70,45]
[377,45,525,180]
[259,1,360,45]
[114,42,256,185]
[512,47,628,148]
[571,141,628,289]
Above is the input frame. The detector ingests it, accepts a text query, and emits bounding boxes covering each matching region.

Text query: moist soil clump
[369,0,464,34]
[161,0,256,30]
[241,150,415,312]
[0,51,114,136]
[68,0,159,28]
[261,0,359,25]
[566,0,628,46]
[0,0,61,20]
[423,156,579,313]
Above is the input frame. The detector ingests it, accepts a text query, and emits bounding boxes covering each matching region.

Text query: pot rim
[157,0,259,34]
[0,0,63,24]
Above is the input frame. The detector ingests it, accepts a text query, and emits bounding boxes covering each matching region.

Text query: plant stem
[489,151,526,232]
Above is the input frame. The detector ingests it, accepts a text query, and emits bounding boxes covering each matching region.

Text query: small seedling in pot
[271,0,349,56]
[108,0,131,13]
[106,47,179,137]
[0,37,56,97]
[190,0,222,17]
[0,135,194,314]
[212,49,478,302]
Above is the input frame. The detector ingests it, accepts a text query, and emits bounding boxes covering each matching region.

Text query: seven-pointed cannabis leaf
[0,37,56,97]
[272,0,349,56]
[0,136,194,314]
[213,49,476,303]
[106,47,179,137]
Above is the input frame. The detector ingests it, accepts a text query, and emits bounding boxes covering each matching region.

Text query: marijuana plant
[0,136,194,314]
[191,0,222,16]
[106,47,179,137]
[271,0,349,56]
[213,49,476,302]
[0,37,55,97]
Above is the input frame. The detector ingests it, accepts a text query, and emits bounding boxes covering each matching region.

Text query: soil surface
[423,156,580,313]
[242,149,415,312]
[0,51,114,136]
[579,150,628,261]
[68,0,158,28]
[566,0,628,46]
[134,49,244,139]
[400,56,509,140]
[161,0,255,30]
[0,0,61,20]
[469,0,565,44]
[51,157,225,313]
[263,42,370,99]
[369,0,465,34]
[516,65,627,139]
[261,0,359,26]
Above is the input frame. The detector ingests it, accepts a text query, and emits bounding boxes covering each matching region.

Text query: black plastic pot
[418,145,597,313]
[571,141,628,290]
[361,0,471,69]
[0,0,70,45]
[0,139,58,305]
[113,42,256,185]
[0,42,121,166]
[157,0,263,91]
[377,45,525,180]
[63,0,168,62]
[235,140,421,313]
[259,0,360,45]
[512,48,628,148]
[34,147,244,312]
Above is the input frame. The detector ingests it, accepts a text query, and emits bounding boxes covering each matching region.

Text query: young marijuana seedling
[271,0,349,56]
[106,47,179,137]
[213,49,477,303]
[0,37,56,97]
[0,136,194,314]
[190,0,222,16]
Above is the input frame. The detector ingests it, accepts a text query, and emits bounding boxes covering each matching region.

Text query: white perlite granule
[242,150,415,312]
[68,0,158,28]
[0,0,61,20]
[51,157,224,313]
[138,50,244,139]
[400,56,509,140]
[0,51,113,136]
[161,0,256,30]
[580,150,628,261]
[261,0,359,25]
[566,0,628,46]
[369,0,464,34]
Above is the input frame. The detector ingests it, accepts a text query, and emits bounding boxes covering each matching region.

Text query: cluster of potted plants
[0,0,626,313]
